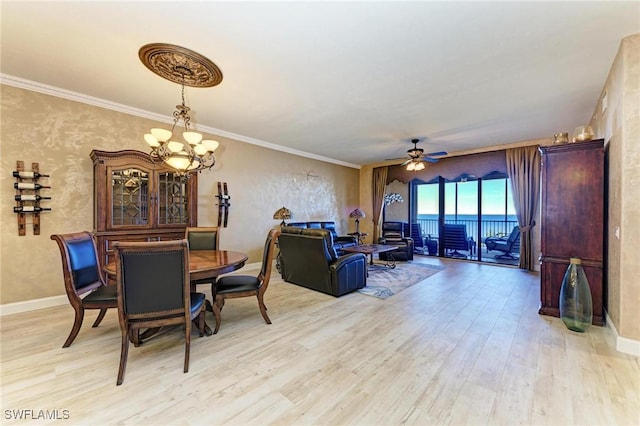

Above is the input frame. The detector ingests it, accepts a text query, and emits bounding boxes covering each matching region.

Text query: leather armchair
[279,226,366,296]
[287,221,357,254]
[378,221,414,261]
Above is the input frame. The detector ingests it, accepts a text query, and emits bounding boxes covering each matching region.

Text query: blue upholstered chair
[51,231,117,348]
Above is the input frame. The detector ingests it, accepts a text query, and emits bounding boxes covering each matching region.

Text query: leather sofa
[286,221,357,254]
[278,226,367,296]
[378,221,414,261]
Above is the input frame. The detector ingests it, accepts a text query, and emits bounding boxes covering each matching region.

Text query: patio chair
[403,223,426,254]
[443,224,469,258]
[485,226,520,259]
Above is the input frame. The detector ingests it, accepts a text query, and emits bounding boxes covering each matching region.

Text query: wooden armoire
[91,150,198,267]
[538,139,605,326]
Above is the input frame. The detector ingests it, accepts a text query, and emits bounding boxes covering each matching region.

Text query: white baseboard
[0,262,262,317]
[605,310,640,357]
[0,295,69,316]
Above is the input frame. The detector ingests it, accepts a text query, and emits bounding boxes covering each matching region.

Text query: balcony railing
[416,218,518,241]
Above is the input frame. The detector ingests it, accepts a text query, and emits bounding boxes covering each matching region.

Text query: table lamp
[349,208,365,234]
[273,206,293,226]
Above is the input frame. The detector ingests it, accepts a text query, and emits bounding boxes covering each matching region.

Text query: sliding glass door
[413,174,518,265]
[480,173,518,264]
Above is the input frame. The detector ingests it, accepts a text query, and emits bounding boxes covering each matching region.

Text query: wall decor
[215,182,231,227]
[13,160,52,236]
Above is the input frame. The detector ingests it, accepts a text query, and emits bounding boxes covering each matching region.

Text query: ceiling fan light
[415,162,425,171]
[406,162,416,171]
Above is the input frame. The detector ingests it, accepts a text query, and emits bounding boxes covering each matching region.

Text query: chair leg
[184,325,191,374]
[257,293,272,325]
[206,282,218,313]
[92,308,108,328]
[62,305,84,348]
[117,325,130,386]
[131,328,142,347]
[212,295,224,334]
[198,308,205,337]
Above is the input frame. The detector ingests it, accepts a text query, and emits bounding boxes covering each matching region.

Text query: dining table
[104,249,249,337]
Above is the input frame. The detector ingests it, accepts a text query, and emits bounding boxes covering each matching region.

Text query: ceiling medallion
[138,43,223,87]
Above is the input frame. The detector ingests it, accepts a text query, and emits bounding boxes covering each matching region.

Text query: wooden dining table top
[104,249,249,281]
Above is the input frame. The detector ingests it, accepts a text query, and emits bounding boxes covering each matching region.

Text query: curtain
[372,167,388,240]
[506,146,541,270]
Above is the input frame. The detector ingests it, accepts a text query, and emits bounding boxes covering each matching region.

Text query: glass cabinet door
[110,168,150,227]
[157,171,190,225]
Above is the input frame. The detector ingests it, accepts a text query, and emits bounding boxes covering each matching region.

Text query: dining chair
[185,226,220,291]
[51,231,117,348]
[113,239,206,386]
[212,228,280,334]
[185,226,220,251]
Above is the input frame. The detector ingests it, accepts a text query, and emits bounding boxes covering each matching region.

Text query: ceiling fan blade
[424,157,440,163]
[399,159,412,166]
[425,151,448,157]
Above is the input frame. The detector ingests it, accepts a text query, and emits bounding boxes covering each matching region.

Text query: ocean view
[417,214,517,222]
[416,213,518,238]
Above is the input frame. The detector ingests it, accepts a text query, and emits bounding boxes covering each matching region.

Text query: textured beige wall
[590,33,640,341]
[0,85,359,305]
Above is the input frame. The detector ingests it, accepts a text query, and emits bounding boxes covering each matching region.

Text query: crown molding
[0,73,360,170]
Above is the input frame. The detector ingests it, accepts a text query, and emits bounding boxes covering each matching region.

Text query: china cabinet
[91,150,197,266]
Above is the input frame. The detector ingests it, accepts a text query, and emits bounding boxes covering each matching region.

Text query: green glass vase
[559,258,593,332]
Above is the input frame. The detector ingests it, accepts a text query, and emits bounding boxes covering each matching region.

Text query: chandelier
[139,43,224,174]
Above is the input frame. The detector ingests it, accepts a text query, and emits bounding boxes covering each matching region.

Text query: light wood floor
[2,258,638,425]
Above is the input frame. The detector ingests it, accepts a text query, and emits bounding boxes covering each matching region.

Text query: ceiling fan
[390,139,448,171]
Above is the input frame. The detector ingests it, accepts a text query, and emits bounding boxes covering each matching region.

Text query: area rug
[358,262,445,299]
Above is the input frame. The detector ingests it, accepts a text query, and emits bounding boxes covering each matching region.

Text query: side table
[348,232,368,245]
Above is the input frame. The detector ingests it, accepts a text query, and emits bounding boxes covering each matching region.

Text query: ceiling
[2,2,638,168]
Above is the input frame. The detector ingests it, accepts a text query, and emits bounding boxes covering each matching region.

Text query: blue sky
[417,179,516,216]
